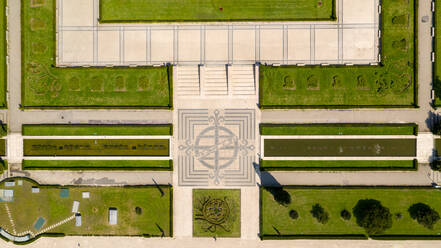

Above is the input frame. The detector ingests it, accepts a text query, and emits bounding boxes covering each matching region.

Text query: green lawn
[260,0,416,108]
[23,139,169,156]
[259,160,416,171]
[0,0,6,108]
[23,124,172,136]
[0,160,7,174]
[264,139,416,157]
[100,0,334,22]
[193,189,241,237]
[261,187,441,238]
[260,124,417,135]
[22,0,172,108]
[0,178,172,240]
[22,160,172,170]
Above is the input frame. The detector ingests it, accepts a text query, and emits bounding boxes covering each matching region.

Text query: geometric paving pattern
[178,109,256,186]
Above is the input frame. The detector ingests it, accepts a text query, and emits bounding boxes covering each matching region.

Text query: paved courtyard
[57,0,379,66]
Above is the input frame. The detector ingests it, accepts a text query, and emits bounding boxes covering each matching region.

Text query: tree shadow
[152,178,164,197]
[155,223,165,237]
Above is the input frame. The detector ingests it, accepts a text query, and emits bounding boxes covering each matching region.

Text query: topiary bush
[265,187,291,206]
[135,206,142,215]
[394,212,403,220]
[340,209,351,220]
[289,209,299,220]
[408,203,440,229]
[310,204,329,224]
[353,199,392,235]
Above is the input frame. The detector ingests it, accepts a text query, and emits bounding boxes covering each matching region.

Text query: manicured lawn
[193,189,240,237]
[23,139,169,156]
[23,124,172,136]
[264,139,416,157]
[22,0,172,108]
[0,139,5,156]
[261,187,441,238]
[100,0,334,22]
[259,160,416,171]
[434,139,441,155]
[260,124,417,135]
[22,160,172,170]
[0,0,6,108]
[260,0,415,108]
[0,178,172,239]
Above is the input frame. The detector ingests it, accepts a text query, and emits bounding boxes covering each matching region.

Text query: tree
[408,203,440,229]
[310,204,329,224]
[353,199,392,235]
[265,187,291,206]
[289,209,299,220]
[340,209,351,220]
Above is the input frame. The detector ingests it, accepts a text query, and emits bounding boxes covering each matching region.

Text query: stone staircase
[176,66,200,96]
[229,65,256,95]
[202,66,228,96]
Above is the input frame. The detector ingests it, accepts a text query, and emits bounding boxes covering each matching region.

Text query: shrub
[265,187,291,206]
[289,209,299,220]
[395,213,403,220]
[135,207,142,215]
[408,203,440,229]
[353,199,392,235]
[310,204,329,224]
[340,209,351,220]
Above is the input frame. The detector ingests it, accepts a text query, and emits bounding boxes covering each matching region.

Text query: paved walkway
[2,236,441,248]
[13,170,172,186]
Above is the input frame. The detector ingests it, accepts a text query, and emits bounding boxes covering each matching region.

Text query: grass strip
[260,160,417,171]
[22,160,172,170]
[23,139,169,156]
[260,124,417,135]
[259,0,416,108]
[100,0,335,23]
[261,187,441,238]
[22,0,172,108]
[22,124,172,136]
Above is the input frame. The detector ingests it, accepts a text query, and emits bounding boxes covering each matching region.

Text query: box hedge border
[259,123,418,136]
[22,160,173,171]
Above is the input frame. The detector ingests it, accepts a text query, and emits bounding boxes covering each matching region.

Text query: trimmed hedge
[22,160,172,171]
[260,123,418,136]
[22,124,172,136]
[260,159,418,171]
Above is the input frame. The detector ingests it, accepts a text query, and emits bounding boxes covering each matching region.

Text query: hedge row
[260,123,418,136]
[22,160,173,171]
[22,124,173,136]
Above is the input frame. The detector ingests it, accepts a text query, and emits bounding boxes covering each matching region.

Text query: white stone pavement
[58,0,379,66]
[2,236,441,248]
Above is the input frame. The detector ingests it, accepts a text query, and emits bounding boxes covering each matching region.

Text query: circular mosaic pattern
[201,198,230,225]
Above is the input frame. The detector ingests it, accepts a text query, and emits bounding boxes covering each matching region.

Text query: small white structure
[17,180,23,186]
[31,187,40,193]
[72,201,80,213]
[109,208,117,225]
[82,192,90,199]
[3,190,13,198]
[5,181,14,187]
[75,214,82,227]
